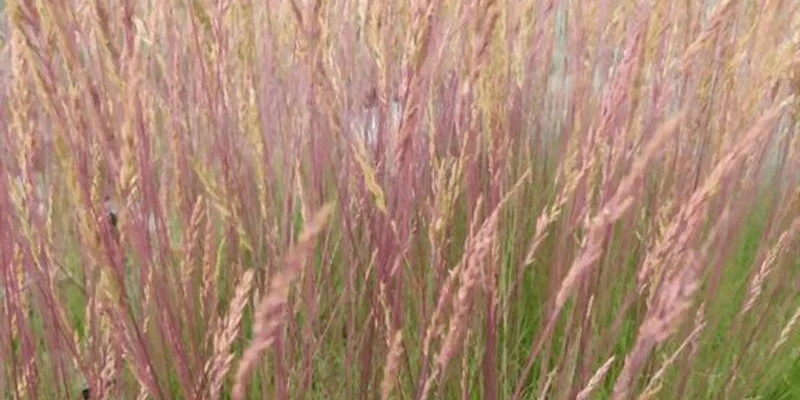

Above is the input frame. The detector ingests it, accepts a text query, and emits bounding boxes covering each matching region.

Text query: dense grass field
[1,0,800,399]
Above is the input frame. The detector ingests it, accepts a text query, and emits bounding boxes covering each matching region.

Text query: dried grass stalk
[554,111,684,312]
[771,305,800,355]
[638,319,706,400]
[575,356,616,400]
[231,203,334,400]
[380,331,404,400]
[204,268,255,399]
[741,215,800,315]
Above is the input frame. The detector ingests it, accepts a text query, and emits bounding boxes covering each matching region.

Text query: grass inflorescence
[1,0,799,399]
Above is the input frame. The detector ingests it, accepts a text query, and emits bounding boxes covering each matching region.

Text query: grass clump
[1,0,800,399]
